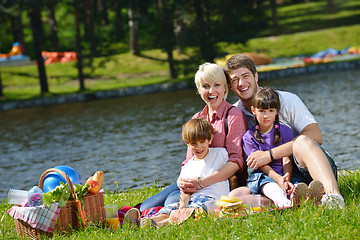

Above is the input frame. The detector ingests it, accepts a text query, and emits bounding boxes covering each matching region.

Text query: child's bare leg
[229,186,274,207]
[179,192,191,209]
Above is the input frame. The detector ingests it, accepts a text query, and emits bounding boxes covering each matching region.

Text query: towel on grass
[8,203,60,233]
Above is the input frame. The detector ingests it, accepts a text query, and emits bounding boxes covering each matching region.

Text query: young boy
[141,118,230,227]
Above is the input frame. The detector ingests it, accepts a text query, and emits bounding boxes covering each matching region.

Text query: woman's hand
[177,177,199,194]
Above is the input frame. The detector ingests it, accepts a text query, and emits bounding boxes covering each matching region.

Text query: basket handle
[38,168,77,201]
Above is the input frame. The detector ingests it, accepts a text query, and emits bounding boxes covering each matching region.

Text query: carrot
[75,199,88,228]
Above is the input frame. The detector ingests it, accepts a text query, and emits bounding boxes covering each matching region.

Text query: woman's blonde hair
[182,118,215,143]
[194,62,229,100]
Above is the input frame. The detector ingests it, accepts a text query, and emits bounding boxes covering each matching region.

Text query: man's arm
[272,123,322,159]
[247,123,322,169]
[299,123,322,144]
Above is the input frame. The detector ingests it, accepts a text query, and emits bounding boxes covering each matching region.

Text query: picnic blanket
[8,203,60,233]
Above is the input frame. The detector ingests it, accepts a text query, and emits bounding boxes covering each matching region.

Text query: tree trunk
[173,7,185,54]
[128,4,140,55]
[192,0,213,61]
[0,70,3,97]
[10,13,25,48]
[28,2,48,94]
[74,3,85,91]
[327,0,334,11]
[46,1,59,50]
[270,0,278,28]
[157,0,177,79]
[114,0,124,40]
[98,0,109,25]
[84,0,97,55]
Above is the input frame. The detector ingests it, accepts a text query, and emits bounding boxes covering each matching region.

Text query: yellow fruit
[220,195,241,203]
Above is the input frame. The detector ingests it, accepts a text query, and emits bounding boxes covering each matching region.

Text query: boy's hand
[177,177,199,193]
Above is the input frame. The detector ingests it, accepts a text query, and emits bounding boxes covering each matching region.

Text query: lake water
[0,69,359,200]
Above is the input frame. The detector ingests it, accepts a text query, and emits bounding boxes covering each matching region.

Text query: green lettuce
[42,182,90,209]
[42,182,70,208]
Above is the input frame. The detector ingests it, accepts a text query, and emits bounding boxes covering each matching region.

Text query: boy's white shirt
[180,147,230,200]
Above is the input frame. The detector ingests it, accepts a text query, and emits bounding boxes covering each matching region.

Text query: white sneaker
[321,194,345,209]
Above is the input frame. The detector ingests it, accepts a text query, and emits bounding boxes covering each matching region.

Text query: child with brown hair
[243,87,324,207]
[140,118,230,227]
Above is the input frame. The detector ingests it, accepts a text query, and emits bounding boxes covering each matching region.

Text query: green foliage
[1,0,360,102]
[42,182,71,208]
[74,183,90,209]
[42,182,90,208]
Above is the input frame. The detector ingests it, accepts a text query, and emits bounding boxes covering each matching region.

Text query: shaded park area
[0,0,359,102]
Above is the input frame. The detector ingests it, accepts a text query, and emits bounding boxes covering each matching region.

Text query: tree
[128,2,140,55]
[0,0,24,97]
[74,1,85,90]
[113,0,125,40]
[156,0,177,79]
[97,0,109,25]
[326,0,334,11]
[45,0,59,50]
[28,0,49,94]
[191,0,214,61]
[84,0,96,55]
[1,0,25,50]
[0,73,3,97]
[173,6,185,54]
[270,0,278,28]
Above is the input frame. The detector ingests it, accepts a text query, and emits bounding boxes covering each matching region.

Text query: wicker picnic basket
[14,168,106,239]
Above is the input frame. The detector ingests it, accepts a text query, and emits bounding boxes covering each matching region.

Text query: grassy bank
[1,170,360,239]
[2,22,360,102]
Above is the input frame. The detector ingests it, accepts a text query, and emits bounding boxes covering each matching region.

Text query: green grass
[260,0,360,36]
[1,170,360,239]
[0,49,195,101]
[217,24,360,58]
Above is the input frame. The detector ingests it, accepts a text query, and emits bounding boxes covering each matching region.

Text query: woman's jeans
[139,182,181,212]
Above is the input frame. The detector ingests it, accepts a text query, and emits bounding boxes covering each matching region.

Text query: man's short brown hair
[224,54,257,77]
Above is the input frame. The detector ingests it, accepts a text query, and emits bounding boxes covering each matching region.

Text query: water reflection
[0,69,359,199]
